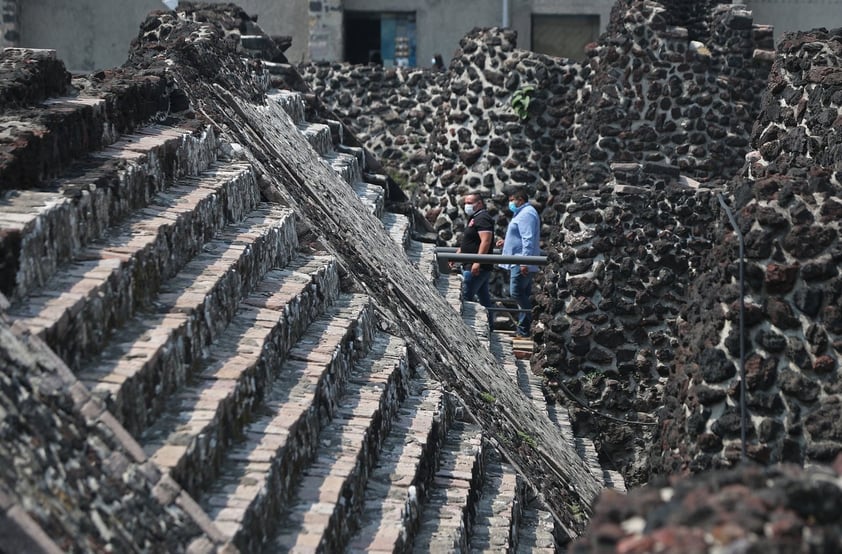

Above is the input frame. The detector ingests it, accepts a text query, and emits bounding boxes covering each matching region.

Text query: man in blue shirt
[497,187,541,337]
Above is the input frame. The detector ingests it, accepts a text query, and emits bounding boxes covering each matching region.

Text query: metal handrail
[434,248,548,271]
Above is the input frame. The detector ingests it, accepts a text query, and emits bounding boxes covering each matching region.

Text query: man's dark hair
[466,191,484,204]
[507,186,529,202]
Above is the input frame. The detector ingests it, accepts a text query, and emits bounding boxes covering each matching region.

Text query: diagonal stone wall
[0,315,225,552]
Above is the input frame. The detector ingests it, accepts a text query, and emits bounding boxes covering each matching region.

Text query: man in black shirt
[453,192,494,329]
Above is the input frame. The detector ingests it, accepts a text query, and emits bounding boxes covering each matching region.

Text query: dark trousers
[509,268,533,336]
[462,268,492,329]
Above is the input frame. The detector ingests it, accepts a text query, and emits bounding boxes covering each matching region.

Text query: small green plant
[511,85,535,120]
[480,392,496,404]
[517,430,537,448]
[565,501,584,522]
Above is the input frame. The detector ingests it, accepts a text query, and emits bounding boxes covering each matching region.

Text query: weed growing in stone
[511,85,535,120]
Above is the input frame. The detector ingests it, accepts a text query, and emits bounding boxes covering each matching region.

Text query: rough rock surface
[524,0,776,487]
[570,458,842,553]
[0,316,217,553]
[655,26,842,477]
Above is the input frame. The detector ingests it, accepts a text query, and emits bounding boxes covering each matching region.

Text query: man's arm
[519,209,540,273]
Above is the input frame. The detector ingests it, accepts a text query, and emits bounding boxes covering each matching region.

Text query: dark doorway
[345,12,382,65]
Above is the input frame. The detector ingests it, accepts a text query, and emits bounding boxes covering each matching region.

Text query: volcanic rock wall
[530,0,775,486]
[571,461,842,552]
[572,1,773,186]
[301,28,587,247]
[656,27,842,475]
[298,61,448,194]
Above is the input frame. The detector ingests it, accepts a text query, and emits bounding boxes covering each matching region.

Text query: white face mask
[464,203,475,217]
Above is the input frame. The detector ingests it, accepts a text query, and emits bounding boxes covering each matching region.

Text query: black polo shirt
[460,209,494,271]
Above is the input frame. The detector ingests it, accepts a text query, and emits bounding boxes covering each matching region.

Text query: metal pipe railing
[435,249,548,276]
[437,252,548,265]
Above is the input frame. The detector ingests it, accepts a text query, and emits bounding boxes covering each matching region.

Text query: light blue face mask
[464,203,475,217]
[508,201,518,213]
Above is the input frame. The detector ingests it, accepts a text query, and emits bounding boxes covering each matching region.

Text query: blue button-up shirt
[501,203,541,272]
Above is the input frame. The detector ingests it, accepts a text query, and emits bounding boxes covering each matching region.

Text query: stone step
[0,122,217,300]
[7,171,278,372]
[323,118,344,145]
[407,239,439,284]
[438,272,463,312]
[353,182,385,219]
[603,469,626,494]
[412,421,485,553]
[363,172,390,190]
[268,89,306,126]
[336,143,365,172]
[325,150,362,187]
[469,447,524,553]
[194,294,376,550]
[462,301,491,347]
[383,212,410,251]
[515,498,558,554]
[0,95,113,190]
[347,373,451,553]
[239,35,276,53]
[81,253,333,436]
[300,122,334,157]
[262,61,297,78]
[268,333,411,553]
[141,278,364,506]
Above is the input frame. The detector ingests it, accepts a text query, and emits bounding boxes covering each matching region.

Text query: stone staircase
[0,48,583,552]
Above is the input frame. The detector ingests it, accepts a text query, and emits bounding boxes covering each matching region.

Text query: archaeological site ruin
[1,0,841,552]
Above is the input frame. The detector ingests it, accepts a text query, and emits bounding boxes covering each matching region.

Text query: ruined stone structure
[3,0,842,552]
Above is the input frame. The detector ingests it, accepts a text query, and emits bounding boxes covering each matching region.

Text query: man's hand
[496,238,504,248]
[471,262,481,276]
[520,265,528,275]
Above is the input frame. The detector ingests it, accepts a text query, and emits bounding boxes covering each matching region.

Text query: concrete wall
[19,0,161,71]
[514,0,614,59]
[745,0,842,45]
[13,0,842,73]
